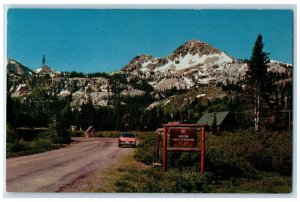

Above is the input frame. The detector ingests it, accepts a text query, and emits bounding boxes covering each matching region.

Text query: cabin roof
[197,111,230,126]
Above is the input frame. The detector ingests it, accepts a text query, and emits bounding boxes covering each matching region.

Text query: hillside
[7,59,34,76]
[120,40,291,91]
[7,39,292,114]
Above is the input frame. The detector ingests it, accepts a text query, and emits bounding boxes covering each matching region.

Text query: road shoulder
[84,149,147,193]
[58,147,148,193]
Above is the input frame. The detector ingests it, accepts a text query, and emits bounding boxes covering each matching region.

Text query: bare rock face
[120,39,291,91]
[7,59,34,76]
[168,40,223,60]
[121,54,157,72]
[34,65,60,77]
[7,39,292,108]
[11,84,30,97]
[121,40,239,90]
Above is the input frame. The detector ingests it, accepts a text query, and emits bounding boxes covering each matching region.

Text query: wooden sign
[169,128,197,147]
[161,124,206,173]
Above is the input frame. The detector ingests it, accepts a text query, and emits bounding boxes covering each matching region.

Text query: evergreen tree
[211,112,217,135]
[42,54,46,65]
[246,34,270,131]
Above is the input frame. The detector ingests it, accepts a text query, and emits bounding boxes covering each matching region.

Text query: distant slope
[7,39,292,108]
[34,65,61,77]
[121,40,291,91]
[7,59,34,76]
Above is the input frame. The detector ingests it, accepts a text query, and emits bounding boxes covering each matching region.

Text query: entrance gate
[162,123,206,173]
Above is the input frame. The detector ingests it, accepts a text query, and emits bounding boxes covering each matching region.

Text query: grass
[6,130,155,159]
[97,131,155,139]
[162,87,227,112]
[209,172,292,193]
[6,138,67,158]
[72,130,156,139]
[7,130,292,193]
[115,167,211,193]
[84,148,148,192]
[111,130,292,193]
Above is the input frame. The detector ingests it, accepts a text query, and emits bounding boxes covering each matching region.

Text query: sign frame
[162,123,206,173]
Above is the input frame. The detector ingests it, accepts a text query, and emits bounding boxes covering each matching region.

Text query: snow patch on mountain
[121,39,245,91]
[34,68,43,73]
[34,65,60,77]
[7,59,34,76]
[270,60,292,67]
[58,89,71,97]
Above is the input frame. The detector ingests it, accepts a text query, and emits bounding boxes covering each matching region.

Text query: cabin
[197,111,237,133]
[85,126,97,137]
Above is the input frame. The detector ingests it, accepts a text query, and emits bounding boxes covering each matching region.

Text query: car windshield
[120,133,135,138]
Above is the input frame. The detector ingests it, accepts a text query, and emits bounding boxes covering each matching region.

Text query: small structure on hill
[156,128,164,135]
[71,125,77,132]
[197,111,237,133]
[85,126,97,137]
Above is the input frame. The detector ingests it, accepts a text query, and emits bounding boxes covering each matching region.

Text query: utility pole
[124,113,130,132]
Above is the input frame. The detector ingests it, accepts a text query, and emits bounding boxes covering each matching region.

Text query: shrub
[116,167,211,193]
[168,152,201,169]
[205,133,257,180]
[134,134,158,165]
[30,137,54,151]
[133,129,292,181]
[119,129,292,193]
[97,131,119,138]
[8,138,30,153]
[60,130,72,144]
[6,129,68,158]
[50,130,72,144]
[159,169,211,193]
[6,136,62,158]
[205,130,292,178]
[71,130,84,137]
[6,124,18,143]
[96,131,155,139]
[248,131,292,176]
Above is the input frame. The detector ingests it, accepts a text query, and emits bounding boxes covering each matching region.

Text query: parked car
[118,132,137,148]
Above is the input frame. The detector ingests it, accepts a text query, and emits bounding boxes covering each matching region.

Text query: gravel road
[6,137,132,192]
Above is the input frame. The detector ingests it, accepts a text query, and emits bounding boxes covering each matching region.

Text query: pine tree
[211,112,217,135]
[42,54,46,65]
[246,34,270,131]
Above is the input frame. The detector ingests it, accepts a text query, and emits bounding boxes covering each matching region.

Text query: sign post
[162,123,206,173]
[201,126,205,173]
[163,126,167,172]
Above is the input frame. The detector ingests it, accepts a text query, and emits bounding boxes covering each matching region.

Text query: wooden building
[197,111,237,132]
[85,126,97,137]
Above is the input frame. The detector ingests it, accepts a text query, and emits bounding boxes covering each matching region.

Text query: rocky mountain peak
[121,54,156,72]
[7,59,33,76]
[35,65,60,76]
[169,39,223,59]
[134,54,156,64]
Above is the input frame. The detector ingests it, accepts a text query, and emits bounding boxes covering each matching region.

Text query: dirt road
[6,137,132,192]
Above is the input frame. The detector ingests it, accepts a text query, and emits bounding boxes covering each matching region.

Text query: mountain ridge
[120,39,258,90]
[126,40,291,91]
[7,59,34,76]
[7,39,292,108]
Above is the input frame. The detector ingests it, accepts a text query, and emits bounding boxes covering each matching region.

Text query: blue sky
[7,9,293,73]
